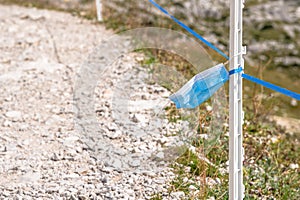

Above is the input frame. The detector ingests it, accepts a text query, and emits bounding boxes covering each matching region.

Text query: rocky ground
[0,5,195,199]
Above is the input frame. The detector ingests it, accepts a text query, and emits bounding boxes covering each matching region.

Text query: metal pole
[96,0,103,21]
[229,0,245,199]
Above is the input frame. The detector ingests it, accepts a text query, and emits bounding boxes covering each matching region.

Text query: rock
[46,184,60,193]
[2,191,10,197]
[5,143,17,152]
[76,167,89,175]
[131,113,148,124]
[3,120,12,127]
[69,194,77,200]
[156,152,164,159]
[290,99,298,107]
[289,163,299,169]
[206,105,212,111]
[105,158,123,170]
[101,176,108,184]
[108,130,122,139]
[107,123,118,132]
[5,111,22,122]
[129,159,141,168]
[50,153,61,161]
[78,194,89,200]
[188,185,197,191]
[64,136,79,144]
[206,177,217,186]
[189,146,196,153]
[157,137,168,145]
[142,171,156,178]
[170,191,185,199]
[215,178,221,185]
[75,146,82,153]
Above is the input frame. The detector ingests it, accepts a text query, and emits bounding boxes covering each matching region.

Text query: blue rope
[148,0,229,60]
[148,0,300,100]
[242,74,300,100]
[229,66,243,75]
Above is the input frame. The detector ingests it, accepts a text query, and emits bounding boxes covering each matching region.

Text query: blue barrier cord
[149,0,300,100]
[148,0,229,60]
[229,66,243,75]
[242,74,300,100]
[229,68,300,100]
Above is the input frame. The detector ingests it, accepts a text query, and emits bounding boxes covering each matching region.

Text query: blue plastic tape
[229,66,243,75]
[148,0,229,60]
[242,73,300,100]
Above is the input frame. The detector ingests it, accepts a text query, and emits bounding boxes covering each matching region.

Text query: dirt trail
[0,5,177,199]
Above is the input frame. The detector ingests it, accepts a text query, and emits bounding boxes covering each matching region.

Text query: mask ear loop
[223,51,244,68]
[152,100,170,119]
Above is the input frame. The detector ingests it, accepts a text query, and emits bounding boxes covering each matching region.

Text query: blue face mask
[169,64,229,109]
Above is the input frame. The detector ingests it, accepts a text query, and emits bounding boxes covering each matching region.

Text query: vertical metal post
[96,0,103,21]
[229,0,245,199]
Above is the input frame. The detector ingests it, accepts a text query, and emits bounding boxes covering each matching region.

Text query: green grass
[242,117,300,199]
[149,108,299,199]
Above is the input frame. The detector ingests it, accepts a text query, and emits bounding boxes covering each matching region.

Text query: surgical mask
[169,63,229,109]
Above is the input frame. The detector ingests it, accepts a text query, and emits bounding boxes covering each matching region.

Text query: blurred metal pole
[229,0,245,199]
[96,0,103,21]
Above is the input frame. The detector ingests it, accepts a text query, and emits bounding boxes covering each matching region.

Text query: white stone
[290,99,298,107]
[188,185,197,191]
[129,159,141,167]
[289,163,299,169]
[3,120,12,127]
[19,172,41,183]
[156,151,164,159]
[206,177,217,186]
[170,191,185,199]
[206,105,212,111]
[215,177,221,184]
[131,113,148,124]
[189,146,196,153]
[5,111,22,121]
[109,130,122,139]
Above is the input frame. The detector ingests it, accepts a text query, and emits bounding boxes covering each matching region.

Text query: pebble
[188,185,197,191]
[206,177,217,187]
[3,120,12,127]
[289,163,299,169]
[290,99,298,107]
[156,151,165,159]
[214,178,221,186]
[19,172,41,183]
[50,153,61,161]
[108,130,122,139]
[170,191,185,199]
[183,177,189,183]
[129,159,141,167]
[5,111,22,122]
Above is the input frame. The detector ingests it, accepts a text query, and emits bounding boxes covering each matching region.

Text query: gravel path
[0,5,191,199]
